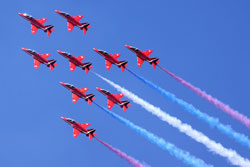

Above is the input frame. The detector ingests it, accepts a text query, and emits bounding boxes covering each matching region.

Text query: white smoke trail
[94,72,250,167]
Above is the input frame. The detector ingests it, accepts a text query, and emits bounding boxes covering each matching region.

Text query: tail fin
[89,132,97,140]
[82,63,93,74]
[121,101,131,112]
[86,94,96,105]
[85,66,93,74]
[87,129,97,140]
[149,58,160,69]
[47,59,58,71]
[44,25,54,37]
[117,61,128,72]
[80,23,91,34]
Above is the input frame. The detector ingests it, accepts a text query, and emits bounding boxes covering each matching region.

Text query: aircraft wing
[76,56,85,62]
[67,22,74,32]
[137,57,144,67]
[107,99,115,110]
[114,93,124,100]
[112,53,121,59]
[105,60,112,70]
[73,128,80,138]
[70,62,76,72]
[72,93,79,103]
[34,59,41,69]
[143,50,153,57]
[81,123,91,129]
[31,24,38,34]
[79,88,89,94]
[73,15,83,21]
[37,18,47,24]
[41,53,51,59]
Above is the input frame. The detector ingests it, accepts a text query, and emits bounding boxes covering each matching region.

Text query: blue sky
[1,0,250,166]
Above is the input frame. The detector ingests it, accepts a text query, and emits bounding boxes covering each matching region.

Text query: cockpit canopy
[65,83,74,88]
[99,50,108,55]
[67,118,76,123]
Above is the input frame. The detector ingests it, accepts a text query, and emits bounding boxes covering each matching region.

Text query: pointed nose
[60,81,65,86]
[61,116,66,120]
[125,45,131,48]
[55,10,61,14]
[21,48,27,51]
[93,48,98,52]
[96,87,101,91]
[18,13,23,16]
[57,50,62,54]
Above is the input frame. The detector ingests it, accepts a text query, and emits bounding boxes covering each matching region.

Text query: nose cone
[55,10,61,14]
[61,116,66,121]
[96,87,101,91]
[57,50,62,54]
[21,48,27,51]
[93,48,99,52]
[60,81,65,86]
[18,13,24,16]
[125,45,131,48]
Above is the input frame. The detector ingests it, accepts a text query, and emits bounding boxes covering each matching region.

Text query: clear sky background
[1,0,250,166]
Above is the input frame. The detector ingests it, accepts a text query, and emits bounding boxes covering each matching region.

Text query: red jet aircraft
[125,45,160,69]
[93,48,128,72]
[55,10,91,34]
[57,50,93,74]
[96,87,131,112]
[61,117,97,140]
[60,82,96,105]
[22,48,58,71]
[19,13,54,36]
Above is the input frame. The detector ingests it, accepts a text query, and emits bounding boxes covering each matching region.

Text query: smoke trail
[157,65,250,129]
[93,102,212,167]
[95,137,146,167]
[94,72,250,167]
[126,68,250,149]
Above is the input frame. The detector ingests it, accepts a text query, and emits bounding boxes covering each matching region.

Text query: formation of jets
[20,11,160,141]
[19,10,90,36]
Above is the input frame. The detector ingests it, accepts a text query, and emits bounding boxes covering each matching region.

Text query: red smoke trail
[95,137,145,167]
[157,65,250,129]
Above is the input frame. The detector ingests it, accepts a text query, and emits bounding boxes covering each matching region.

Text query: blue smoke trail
[126,68,250,149]
[93,102,212,167]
